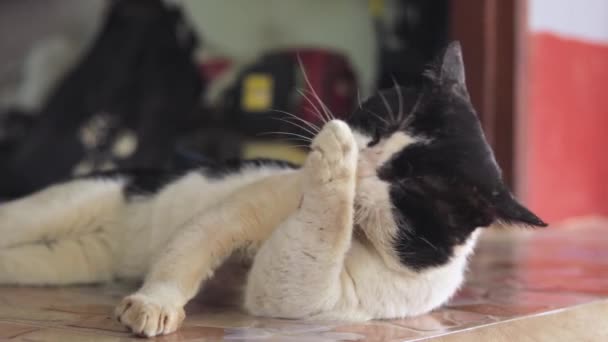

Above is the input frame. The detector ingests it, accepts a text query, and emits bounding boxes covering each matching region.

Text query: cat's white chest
[343,233,479,319]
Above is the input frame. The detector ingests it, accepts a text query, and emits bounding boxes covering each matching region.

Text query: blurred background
[0,0,606,225]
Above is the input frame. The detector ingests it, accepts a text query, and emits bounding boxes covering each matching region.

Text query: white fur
[0,120,480,337]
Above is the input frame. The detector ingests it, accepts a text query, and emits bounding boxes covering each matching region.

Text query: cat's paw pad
[307,120,357,183]
[115,294,185,337]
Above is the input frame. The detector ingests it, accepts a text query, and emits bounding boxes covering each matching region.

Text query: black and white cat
[0,42,545,337]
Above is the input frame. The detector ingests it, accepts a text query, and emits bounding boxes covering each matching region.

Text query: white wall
[529,0,608,44]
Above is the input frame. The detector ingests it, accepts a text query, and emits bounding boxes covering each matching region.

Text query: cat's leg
[114,171,302,337]
[0,178,124,284]
[244,120,358,318]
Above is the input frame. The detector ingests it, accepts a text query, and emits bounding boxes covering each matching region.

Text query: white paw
[305,120,358,185]
[115,293,185,337]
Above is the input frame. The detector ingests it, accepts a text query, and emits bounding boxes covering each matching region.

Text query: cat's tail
[0,178,125,285]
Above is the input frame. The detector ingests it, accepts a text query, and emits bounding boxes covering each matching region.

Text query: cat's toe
[304,150,332,184]
[308,120,357,182]
[312,121,354,156]
[115,294,185,337]
[325,120,356,153]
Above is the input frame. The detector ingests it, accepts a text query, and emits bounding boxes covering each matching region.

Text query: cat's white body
[0,121,478,337]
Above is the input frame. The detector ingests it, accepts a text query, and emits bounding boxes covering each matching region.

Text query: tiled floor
[1,217,607,341]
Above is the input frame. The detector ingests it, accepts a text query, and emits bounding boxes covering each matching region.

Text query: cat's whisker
[301,86,331,124]
[356,88,365,109]
[273,138,312,148]
[355,89,390,125]
[270,109,320,133]
[296,89,327,125]
[258,131,314,143]
[364,108,390,125]
[266,137,312,150]
[297,57,335,122]
[418,237,439,251]
[378,90,396,125]
[400,92,423,130]
[268,116,318,137]
[304,88,336,122]
[392,76,404,122]
[303,107,326,129]
[274,136,312,143]
[272,139,313,147]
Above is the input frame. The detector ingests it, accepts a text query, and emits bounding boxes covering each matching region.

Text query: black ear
[494,192,548,227]
[439,41,467,86]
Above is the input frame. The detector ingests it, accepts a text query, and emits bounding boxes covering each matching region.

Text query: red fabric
[199,59,231,82]
[525,33,608,222]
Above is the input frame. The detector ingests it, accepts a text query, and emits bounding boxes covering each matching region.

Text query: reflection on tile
[391,309,495,333]
[1,217,607,341]
[68,315,128,334]
[17,327,136,342]
[333,322,419,341]
[0,322,40,339]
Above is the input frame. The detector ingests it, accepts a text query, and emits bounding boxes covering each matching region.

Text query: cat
[0,42,546,337]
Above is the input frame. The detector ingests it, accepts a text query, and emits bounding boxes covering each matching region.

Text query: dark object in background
[0,110,36,158]
[0,0,203,199]
[220,50,356,139]
[176,112,244,164]
[377,0,449,89]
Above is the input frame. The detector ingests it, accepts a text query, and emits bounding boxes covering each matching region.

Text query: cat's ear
[435,41,469,98]
[494,192,548,228]
[440,41,466,85]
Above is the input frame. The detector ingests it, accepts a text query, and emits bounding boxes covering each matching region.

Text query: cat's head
[348,41,546,271]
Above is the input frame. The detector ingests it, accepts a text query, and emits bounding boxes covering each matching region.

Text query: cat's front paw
[115,293,185,337]
[306,120,358,184]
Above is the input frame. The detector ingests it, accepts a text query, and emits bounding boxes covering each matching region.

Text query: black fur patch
[88,158,298,199]
[122,169,184,197]
[78,168,185,198]
[202,158,298,178]
[349,42,546,271]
